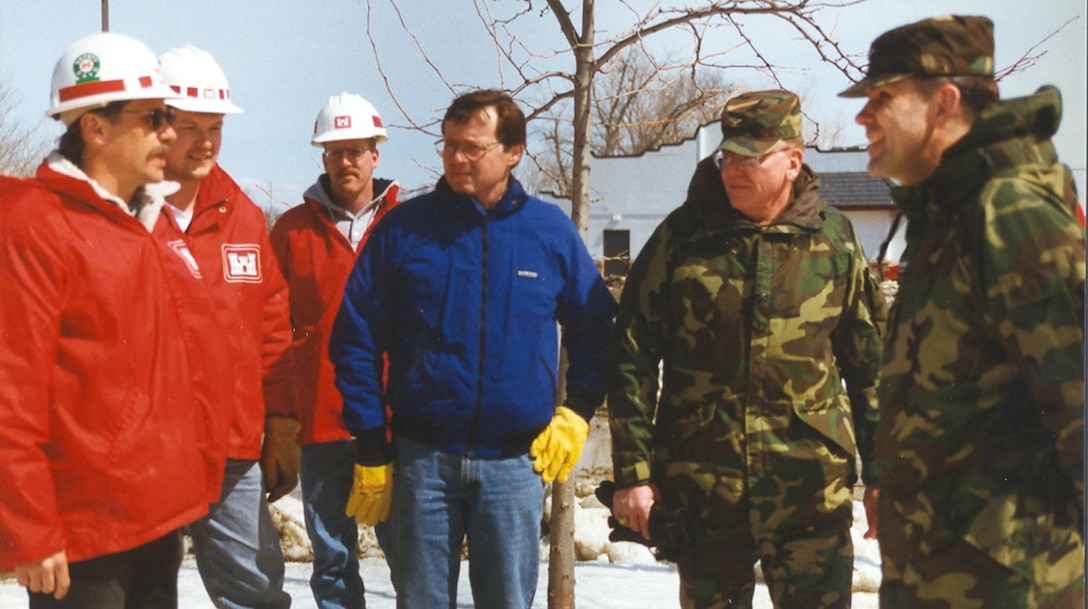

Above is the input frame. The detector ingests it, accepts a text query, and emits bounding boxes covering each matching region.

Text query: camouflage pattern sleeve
[980,176,1086,518]
[609,217,676,489]
[828,215,884,485]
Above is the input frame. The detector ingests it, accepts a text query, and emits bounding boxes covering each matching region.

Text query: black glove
[594,480,696,562]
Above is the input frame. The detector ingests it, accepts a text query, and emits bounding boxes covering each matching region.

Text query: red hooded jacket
[269,177,398,445]
[0,164,219,569]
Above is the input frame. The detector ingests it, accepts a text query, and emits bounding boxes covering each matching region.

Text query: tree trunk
[548,2,594,608]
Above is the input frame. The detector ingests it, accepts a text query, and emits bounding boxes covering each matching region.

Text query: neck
[477,177,509,210]
[78,152,136,203]
[167,178,201,214]
[904,116,975,186]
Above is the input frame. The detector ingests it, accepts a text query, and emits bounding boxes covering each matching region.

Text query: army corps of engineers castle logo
[72,52,101,84]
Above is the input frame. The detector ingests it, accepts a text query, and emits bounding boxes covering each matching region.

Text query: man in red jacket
[0,32,221,606]
[269,93,398,609]
[158,45,300,609]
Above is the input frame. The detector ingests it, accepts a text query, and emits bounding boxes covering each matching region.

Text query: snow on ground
[0,499,880,608]
[0,416,881,607]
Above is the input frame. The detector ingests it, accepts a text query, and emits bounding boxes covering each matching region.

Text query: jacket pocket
[105,386,151,462]
[962,494,1085,589]
[657,396,718,447]
[792,394,857,457]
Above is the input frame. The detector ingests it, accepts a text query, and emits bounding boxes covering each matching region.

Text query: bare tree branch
[995,16,1078,81]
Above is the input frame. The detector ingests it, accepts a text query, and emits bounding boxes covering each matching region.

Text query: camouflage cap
[718,89,802,157]
[839,15,994,98]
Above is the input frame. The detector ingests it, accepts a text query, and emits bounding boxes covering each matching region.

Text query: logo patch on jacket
[167,239,202,279]
[221,244,262,283]
[517,269,539,279]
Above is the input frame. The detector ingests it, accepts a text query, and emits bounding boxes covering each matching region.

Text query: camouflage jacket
[877,86,1085,572]
[610,157,884,489]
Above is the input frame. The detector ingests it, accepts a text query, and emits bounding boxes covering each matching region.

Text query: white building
[547,121,906,278]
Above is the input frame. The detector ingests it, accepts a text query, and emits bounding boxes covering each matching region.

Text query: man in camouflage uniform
[609,90,884,609]
[840,15,1085,609]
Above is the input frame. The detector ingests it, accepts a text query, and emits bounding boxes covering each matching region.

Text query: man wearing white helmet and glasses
[157,45,299,609]
[0,32,227,606]
[269,92,399,608]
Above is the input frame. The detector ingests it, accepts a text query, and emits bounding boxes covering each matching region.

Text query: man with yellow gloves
[330,89,615,609]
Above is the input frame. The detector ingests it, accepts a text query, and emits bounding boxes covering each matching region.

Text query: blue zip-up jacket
[331,176,616,462]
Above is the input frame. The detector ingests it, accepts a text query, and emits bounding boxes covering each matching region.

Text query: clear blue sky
[1,0,1084,212]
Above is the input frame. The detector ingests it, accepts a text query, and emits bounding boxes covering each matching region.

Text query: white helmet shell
[311,93,387,147]
[48,32,179,126]
[160,45,243,115]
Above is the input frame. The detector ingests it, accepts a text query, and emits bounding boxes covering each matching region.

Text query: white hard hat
[47,32,179,126]
[160,45,243,114]
[311,93,388,147]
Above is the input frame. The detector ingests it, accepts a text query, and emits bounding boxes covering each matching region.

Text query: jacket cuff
[354,429,392,466]
[613,461,654,489]
[563,385,603,421]
[860,460,878,487]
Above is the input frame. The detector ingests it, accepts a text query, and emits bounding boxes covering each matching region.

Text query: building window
[603,229,630,277]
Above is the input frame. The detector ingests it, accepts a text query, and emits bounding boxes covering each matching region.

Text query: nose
[855,102,874,127]
[159,124,177,144]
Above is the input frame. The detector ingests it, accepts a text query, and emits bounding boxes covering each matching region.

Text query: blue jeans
[300,440,393,609]
[392,436,545,609]
[189,459,290,609]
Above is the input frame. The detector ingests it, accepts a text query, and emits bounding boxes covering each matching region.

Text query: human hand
[613,484,658,540]
[530,406,590,483]
[16,550,70,600]
[345,463,393,526]
[863,485,879,540]
[261,416,302,502]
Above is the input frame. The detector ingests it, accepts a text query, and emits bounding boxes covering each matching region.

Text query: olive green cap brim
[838,73,913,98]
[719,135,787,157]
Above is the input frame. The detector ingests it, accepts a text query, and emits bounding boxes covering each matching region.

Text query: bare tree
[0,82,51,177]
[526,47,740,198]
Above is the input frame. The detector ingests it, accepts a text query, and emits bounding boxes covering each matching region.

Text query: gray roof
[818,171,895,209]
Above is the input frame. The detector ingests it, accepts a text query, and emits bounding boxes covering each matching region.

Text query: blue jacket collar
[436,175,529,218]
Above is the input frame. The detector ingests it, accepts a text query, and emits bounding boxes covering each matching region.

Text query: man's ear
[79,111,108,143]
[934,81,964,127]
[784,146,804,181]
[506,143,525,168]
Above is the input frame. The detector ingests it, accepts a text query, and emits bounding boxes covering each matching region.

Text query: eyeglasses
[435,139,502,162]
[713,149,780,172]
[122,108,177,131]
[323,147,372,163]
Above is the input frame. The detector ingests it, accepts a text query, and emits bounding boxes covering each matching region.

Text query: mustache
[149,144,171,158]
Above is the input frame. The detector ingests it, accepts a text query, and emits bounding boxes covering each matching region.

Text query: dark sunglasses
[122,107,177,130]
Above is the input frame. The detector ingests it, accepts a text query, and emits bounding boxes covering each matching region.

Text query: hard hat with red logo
[311,93,388,147]
[159,45,243,115]
[47,32,179,126]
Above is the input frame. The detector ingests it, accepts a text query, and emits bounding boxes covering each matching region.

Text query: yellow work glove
[345,463,393,526]
[530,406,590,484]
[261,416,301,502]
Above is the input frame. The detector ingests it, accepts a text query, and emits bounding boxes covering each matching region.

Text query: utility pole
[101,0,109,31]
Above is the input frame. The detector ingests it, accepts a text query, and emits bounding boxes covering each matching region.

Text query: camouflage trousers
[674,523,853,609]
[878,503,1086,609]
[658,411,857,609]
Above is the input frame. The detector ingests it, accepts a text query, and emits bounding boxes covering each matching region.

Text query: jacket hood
[303,175,398,215]
[40,152,176,232]
[948,85,1062,157]
[681,154,826,233]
